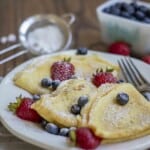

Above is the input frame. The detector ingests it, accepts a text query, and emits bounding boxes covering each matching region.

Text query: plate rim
[0,49,150,150]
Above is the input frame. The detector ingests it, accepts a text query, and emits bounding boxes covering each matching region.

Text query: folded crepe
[88,83,150,142]
[13,54,119,94]
[31,79,98,127]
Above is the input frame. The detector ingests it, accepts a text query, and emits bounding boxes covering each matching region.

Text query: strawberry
[51,58,75,81]
[8,95,42,123]
[92,69,117,87]
[142,55,150,64]
[108,41,130,56]
[69,127,102,149]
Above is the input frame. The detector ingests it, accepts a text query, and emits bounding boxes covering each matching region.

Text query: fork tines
[118,57,149,87]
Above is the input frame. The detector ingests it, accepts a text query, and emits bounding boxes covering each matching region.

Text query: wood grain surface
[0,0,150,76]
[0,0,106,77]
[0,0,150,77]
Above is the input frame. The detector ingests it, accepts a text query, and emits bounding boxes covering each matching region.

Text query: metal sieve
[0,13,75,64]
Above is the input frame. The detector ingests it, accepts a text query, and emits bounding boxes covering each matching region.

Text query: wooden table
[0,0,107,77]
[0,0,149,150]
[0,0,149,76]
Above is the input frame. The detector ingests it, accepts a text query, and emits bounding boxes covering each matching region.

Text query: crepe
[88,83,150,141]
[13,54,119,94]
[31,79,97,127]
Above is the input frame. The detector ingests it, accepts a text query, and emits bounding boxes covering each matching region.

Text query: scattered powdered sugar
[98,83,116,95]
[74,70,84,78]
[28,25,64,54]
[139,114,150,127]
[103,104,150,128]
[103,104,129,127]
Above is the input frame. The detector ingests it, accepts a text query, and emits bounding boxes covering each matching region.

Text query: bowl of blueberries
[97,0,150,56]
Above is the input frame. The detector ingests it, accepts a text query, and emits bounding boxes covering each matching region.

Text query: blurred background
[0,0,106,77]
[0,0,149,76]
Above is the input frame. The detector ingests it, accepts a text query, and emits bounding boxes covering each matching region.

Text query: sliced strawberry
[8,96,42,123]
[51,58,75,81]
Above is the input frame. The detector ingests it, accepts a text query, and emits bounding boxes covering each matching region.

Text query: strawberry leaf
[106,68,114,72]
[63,57,71,62]
[8,95,22,113]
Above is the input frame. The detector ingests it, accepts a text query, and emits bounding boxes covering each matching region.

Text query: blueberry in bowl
[96,0,150,57]
[102,1,150,24]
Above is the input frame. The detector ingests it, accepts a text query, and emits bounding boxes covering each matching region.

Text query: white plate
[0,50,150,150]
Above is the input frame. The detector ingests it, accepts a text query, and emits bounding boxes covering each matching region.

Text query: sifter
[0,13,75,64]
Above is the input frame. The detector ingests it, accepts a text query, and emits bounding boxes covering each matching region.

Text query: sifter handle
[0,50,28,65]
[0,43,21,55]
[61,13,76,25]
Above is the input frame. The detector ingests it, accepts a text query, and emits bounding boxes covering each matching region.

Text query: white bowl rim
[96,0,150,27]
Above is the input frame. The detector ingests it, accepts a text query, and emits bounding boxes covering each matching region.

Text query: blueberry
[45,123,59,135]
[33,94,41,101]
[120,2,127,9]
[103,7,111,14]
[120,11,131,18]
[121,3,129,10]
[52,80,60,90]
[77,47,88,55]
[142,92,150,101]
[138,5,148,14]
[109,5,119,14]
[130,2,138,10]
[144,17,150,24]
[78,96,89,107]
[59,128,69,136]
[111,8,121,16]
[134,11,145,20]
[41,120,48,128]
[121,3,134,15]
[116,93,129,105]
[146,10,150,17]
[71,104,81,115]
[127,6,135,15]
[41,78,52,87]
[115,2,122,9]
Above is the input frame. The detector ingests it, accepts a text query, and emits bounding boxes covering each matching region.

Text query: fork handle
[0,50,28,65]
[139,86,150,93]
[0,43,21,55]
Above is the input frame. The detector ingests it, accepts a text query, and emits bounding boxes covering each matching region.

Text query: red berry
[51,58,75,81]
[76,127,102,149]
[16,98,42,122]
[8,96,42,123]
[108,42,130,56]
[92,72,117,87]
[142,55,150,64]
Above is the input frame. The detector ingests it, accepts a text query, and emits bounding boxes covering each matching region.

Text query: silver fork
[118,57,150,93]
